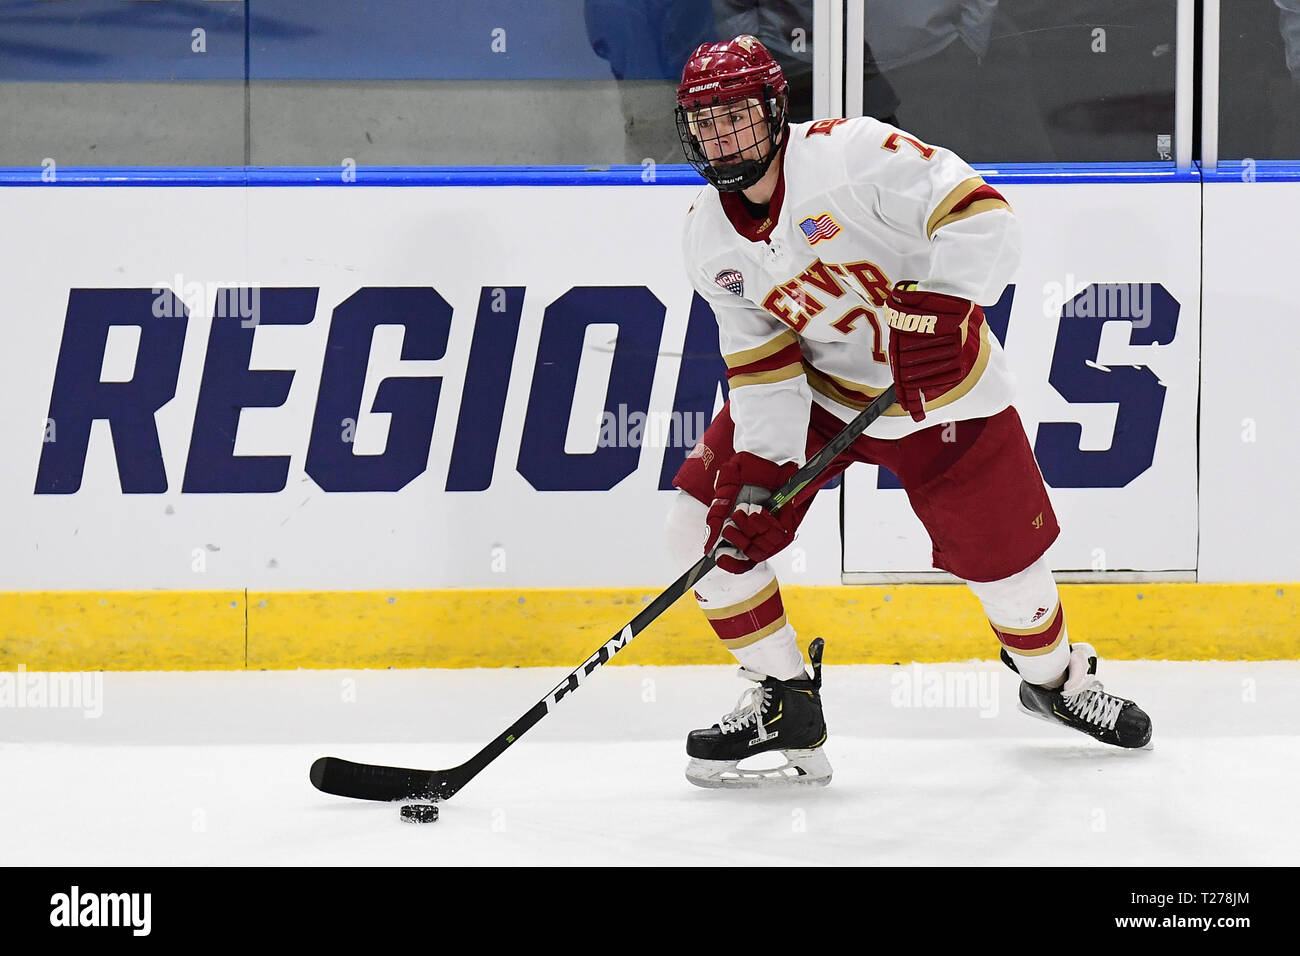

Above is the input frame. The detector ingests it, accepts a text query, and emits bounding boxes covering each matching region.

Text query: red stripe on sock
[991,606,1065,653]
[710,590,786,642]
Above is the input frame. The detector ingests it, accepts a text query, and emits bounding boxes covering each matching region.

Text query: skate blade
[1015,701,1154,751]
[685,748,832,790]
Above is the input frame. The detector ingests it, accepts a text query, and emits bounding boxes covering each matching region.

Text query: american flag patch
[714,269,745,296]
[799,213,841,244]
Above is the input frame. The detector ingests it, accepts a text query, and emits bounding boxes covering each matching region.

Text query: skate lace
[1063,678,1124,730]
[718,677,773,737]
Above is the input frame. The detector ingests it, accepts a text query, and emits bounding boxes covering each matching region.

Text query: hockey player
[668,35,1152,789]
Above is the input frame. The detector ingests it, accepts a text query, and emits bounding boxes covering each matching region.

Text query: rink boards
[0,164,1297,666]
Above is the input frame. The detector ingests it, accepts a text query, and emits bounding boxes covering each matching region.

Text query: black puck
[400,803,439,823]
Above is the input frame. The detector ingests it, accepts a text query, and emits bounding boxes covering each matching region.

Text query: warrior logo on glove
[885,282,983,423]
[885,308,938,335]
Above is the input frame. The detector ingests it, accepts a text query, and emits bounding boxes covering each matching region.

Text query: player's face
[689,99,771,166]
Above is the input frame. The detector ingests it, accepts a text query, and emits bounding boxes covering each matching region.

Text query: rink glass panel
[1217,0,1300,160]
[243,0,817,166]
[852,0,1180,163]
[0,0,1196,166]
[0,0,247,166]
[0,0,794,167]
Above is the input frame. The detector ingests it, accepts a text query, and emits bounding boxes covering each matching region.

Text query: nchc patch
[714,268,745,297]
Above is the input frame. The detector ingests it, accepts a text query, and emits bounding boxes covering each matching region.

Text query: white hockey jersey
[681,115,1021,466]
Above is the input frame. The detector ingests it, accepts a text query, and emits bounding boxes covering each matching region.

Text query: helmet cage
[676,86,787,192]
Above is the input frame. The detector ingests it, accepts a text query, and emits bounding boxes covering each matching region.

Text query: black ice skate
[1002,642,1153,749]
[685,638,831,788]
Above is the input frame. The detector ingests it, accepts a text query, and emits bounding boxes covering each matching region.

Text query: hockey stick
[309,384,898,802]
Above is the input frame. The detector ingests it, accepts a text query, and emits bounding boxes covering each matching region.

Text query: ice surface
[2,661,1297,865]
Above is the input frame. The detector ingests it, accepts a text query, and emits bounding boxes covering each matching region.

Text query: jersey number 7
[881,131,936,161]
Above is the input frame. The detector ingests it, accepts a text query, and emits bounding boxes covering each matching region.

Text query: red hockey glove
[705,452,800,574]
[885,282,982,423]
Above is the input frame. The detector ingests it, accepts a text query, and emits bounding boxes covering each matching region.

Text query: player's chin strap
[310,388,897,804]
[720,123,786,193]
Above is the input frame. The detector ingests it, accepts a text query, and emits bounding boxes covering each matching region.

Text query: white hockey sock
[665,490,807,680]
[727,617,806,680]
[965,556,1070,686]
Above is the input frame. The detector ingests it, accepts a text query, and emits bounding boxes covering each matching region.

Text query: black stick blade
[310,757,461,802]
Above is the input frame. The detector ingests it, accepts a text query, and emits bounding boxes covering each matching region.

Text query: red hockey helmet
[676,35,789,192]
